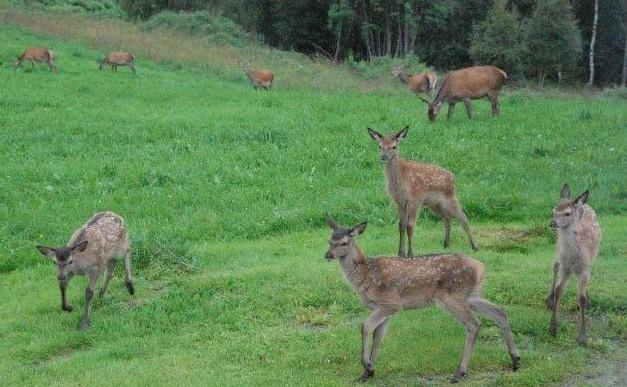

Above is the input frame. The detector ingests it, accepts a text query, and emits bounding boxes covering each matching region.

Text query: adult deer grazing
[36,212,134,330]
[391,65,437,95]
[14,47,57,73]
[99,52,136,73]
[367,126,478,256]
[417,65,507,122]
[324,217,520,383]
[238,60,274,90]
[547,184,601,346]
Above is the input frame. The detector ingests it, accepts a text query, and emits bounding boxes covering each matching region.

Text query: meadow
[0,6,626,386]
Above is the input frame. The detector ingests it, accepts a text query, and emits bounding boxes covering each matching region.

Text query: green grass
[0,16,626,387]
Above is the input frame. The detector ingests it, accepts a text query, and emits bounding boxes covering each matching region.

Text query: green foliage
[142,10,251,46]
[525,0,582,85]
[9,0,124,17]
[470,0,526,79]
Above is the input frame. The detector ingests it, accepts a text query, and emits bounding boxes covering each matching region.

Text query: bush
[142,10,251,47]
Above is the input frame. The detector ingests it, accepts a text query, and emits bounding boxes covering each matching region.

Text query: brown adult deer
[324,217,520,383]
[36,212,134,330]
[238,60,274,90]
[546,184,601,346]
[391,65,437,94]
[417,65,507,122]
[14,47,57,73]
[367,126,478,256]
[99,52,136,73]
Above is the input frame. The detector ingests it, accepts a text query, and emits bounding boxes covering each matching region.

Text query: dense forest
[19,0,627,85]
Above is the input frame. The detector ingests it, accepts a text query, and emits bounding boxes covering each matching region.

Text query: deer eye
[392,146,397,150]
[68,260,73,265]
[564,211,572,216]
[340,242,348,247]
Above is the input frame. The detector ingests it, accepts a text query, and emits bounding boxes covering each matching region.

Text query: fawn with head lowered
[324,217,520,383]
[37,212,134,330]
[14,47,58,73]
[368,126,477,256]
[547,184,601,346]
[99,52,136,73]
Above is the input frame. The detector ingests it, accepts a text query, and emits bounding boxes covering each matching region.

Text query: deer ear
[36,245,56,259]
[395,126,409,141]
[325,215,338,230]
[70,240,88,253]
[367,128,383,143]
[349,222,367,237]
[560,183,571,199]
[573,190,589,205]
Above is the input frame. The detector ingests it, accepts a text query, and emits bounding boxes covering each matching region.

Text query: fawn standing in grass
[368,126,478,256]
[547,184,601,346]
[99,52,136,73]
[37,212,134,330]
[324,217,520,383]
[238,60,274,90]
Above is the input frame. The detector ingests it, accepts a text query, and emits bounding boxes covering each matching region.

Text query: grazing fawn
[238,60,274,90]
[368,126,478,256]
[99,52,136,73]
[37,212,134,330]
[14,47,57,73]
[547,184,601,346]
[324,217,520,383]
[391,65,437,95]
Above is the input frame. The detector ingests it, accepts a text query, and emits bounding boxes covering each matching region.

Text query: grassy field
[0,8,626,387]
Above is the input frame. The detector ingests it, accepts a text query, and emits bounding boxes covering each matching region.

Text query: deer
[391,65,437,95]
[546,184,601,346]
[238,60,274,90]
[14,47,57,73]
[324,217,520,383]
[36,212,134,330]
[367,126,478,256]
[99,52,136,73]
[417,65,507,122]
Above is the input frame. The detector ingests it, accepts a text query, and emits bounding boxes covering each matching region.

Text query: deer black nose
[549,220,558,228]
[324,251,333,260]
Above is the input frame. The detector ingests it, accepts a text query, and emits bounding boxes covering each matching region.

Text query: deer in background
[14,47,57,73]
[36,212,134,330]
[368,126,478,256]
[99,52,136,73]
[391,65,437,95]
[324,217,520,383]
[547,184,601,346]
[238,60,274,90]
[418,65,507,122]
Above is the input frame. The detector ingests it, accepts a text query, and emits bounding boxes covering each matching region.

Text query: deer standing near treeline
[368,126,478,256]
[14,47,57,73]
[418,65,507,122]
[99,52,136,73]
[547,184,601,346]
[324,217,520,383]
[391,65,437,95]
[238,60,274,90]
[36,212,134,330]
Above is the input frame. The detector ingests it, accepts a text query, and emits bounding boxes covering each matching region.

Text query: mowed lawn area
[0,21,625,386]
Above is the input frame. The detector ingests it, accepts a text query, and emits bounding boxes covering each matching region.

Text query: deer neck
[396,71,410,85]
[383,157,406,202]
[338,245,370,290]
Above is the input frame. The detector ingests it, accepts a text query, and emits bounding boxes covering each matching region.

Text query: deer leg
[546,261,560,310]
[443,212,452,249]
[79,271,100,330]
[463,98,473,119]
[31,59,36,71]
[440,298,480,383]
[123,246,134,295]
[369,318,390,367]
[447,102,456,120]
[469,295,520,370]
[59,279,73,312]
[488,93,500,116]
[129,64,136,74]
[99,259,117,298]
[360,308,396,381]
[406,203,420,258]
[397,204,407,257]
[549,271,569,337]
[576,271,590,346]
[450,199,478,251]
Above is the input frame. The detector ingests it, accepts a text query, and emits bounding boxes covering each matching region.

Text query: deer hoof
[79,319,90,331]
[578,335,587,347]
[512,356,521,371]
[357,369,374,382]
[549,322,557,337]
[450,372,465,383]
[62,304,73,312]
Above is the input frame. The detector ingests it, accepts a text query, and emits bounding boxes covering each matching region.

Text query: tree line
[118,0,627,86]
